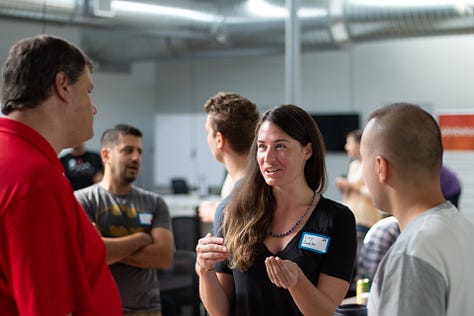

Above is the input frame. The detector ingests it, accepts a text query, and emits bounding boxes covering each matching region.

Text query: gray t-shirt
[213,178,242,236]
[75,184,171,312]
[368,202,474,316]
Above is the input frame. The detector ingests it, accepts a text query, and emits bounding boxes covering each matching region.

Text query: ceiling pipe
[0,0,473,69]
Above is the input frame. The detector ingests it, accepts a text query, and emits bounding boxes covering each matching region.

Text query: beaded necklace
[269,190,317,238]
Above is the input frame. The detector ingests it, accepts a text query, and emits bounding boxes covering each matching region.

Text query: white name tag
[138,212,153,226]
[299,232,331,254]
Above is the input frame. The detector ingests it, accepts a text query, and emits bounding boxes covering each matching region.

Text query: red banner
[438,114,474,151]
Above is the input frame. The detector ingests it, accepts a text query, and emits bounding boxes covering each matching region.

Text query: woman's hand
[264,256,300,289]
[197,201,219,223]
[195,233,229,272]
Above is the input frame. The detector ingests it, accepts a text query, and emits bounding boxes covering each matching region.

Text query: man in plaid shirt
[356,216,400,281]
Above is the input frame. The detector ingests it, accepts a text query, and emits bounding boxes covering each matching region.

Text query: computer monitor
[311,113,360,152]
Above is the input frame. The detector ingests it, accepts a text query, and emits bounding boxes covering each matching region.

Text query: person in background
[361,103,474,315]
[60,141,103,190]
[198,172,234,224]
[355,215,400,282]
[196,104,357,315]
[440,164,462,208]
[220,171,235,198]
[0,34,121,315]
[197,92,260,235]
[75,124,174,316]
[335,129,381,255]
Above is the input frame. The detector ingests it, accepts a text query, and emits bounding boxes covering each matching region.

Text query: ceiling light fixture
[246,0,327,19]
[112,0,217,22]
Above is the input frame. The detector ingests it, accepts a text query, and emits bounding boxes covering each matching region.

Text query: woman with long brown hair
[195,104,357,316]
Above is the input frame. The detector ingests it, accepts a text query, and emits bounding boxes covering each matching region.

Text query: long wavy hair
[222,104,327,271]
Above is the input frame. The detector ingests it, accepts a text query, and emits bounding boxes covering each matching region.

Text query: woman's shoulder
[308,196,356,231]
[318,196,356,225]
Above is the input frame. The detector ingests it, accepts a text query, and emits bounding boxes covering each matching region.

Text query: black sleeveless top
[216,196,357,316]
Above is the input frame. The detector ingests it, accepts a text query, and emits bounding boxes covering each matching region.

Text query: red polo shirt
[0,118,122,315]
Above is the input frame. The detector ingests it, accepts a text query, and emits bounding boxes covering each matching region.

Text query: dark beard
[122,174,137,184]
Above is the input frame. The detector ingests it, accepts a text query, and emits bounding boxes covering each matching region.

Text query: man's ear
[216,132,224,150]
[100,147,110,164]
[376,155,388,183]
[54,71,70,102]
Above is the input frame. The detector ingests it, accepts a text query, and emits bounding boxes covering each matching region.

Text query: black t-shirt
[216,196,357,316]
[60,152,103,190]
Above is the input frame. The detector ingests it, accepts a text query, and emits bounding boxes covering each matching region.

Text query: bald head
[365,103,442,177]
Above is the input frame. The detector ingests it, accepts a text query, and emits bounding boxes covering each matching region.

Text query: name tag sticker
[138,212,153,226]
[299,232,331,254]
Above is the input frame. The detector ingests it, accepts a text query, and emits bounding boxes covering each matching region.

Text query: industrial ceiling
[1,0,474,69]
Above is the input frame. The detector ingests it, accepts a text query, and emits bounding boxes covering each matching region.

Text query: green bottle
[356,274,370,305]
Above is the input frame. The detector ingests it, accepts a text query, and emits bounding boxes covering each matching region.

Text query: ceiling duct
[0,0,473,69]
[345,0,474,41]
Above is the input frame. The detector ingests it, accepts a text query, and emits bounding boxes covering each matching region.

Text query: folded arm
[102,232,152,265]
[119,227,174,269]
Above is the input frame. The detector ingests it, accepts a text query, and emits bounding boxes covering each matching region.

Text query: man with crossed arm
[76,124,174,316]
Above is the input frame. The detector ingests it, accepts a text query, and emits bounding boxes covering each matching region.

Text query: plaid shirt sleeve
[356,217,401,280]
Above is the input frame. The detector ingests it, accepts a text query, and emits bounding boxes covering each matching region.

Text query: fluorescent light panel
[112,0,217,22]
[246,0,327,19]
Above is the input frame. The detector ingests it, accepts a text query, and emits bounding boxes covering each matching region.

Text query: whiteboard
[154,113,224,189]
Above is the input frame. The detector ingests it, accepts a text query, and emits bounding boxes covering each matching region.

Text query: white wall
[154,113,224,189]
[352,36,474,117]
[91,61,158,188]
[0,20,80,61]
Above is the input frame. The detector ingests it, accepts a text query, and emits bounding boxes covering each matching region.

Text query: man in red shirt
[0,34,122,315]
